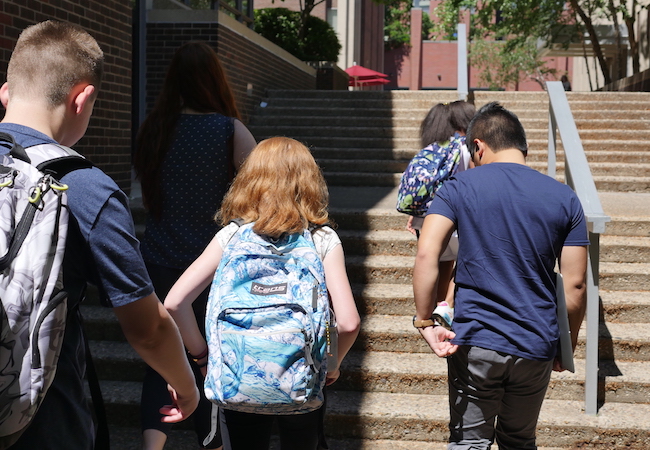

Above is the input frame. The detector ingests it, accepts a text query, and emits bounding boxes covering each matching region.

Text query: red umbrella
[348,76,390,87]
[345,64,389,88]
[345,65,388,78]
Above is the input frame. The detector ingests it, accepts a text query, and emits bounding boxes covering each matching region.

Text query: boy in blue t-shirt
[0,21,199,448]
[413,102,588,449]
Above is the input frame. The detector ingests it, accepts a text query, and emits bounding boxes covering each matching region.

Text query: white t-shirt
[217,223,341,260]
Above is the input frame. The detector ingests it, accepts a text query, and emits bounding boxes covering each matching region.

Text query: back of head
[163,41,239,118]
[219,137,330,238]
[420,100,475,148]
[466,102,528,157]
[7,20,103,107]
[448,100,476,135]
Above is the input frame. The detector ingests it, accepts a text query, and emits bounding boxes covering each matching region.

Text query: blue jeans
[447,345,553,450]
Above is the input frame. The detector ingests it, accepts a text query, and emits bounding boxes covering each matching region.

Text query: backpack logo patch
[251,282,288,296]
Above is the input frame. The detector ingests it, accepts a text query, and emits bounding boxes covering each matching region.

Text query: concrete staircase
[86,89,650,449]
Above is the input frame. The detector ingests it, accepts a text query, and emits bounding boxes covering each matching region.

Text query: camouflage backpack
[0,132,91,448]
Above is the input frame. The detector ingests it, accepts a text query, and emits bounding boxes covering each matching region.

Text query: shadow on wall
[384,46,411,90]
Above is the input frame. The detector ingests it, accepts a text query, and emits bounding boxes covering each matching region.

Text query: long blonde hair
[219,137,330,238]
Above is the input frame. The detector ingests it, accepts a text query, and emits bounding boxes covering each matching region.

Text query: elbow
[125,314,175,352]
[337,314,361,336]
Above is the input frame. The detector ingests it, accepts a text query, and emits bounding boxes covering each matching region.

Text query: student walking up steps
[164,137,361,450]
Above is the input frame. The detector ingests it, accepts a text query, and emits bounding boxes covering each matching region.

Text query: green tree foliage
[433,0,649,86]
[255,8,341,62]
[384,1,436,49]
[471,38,558,90]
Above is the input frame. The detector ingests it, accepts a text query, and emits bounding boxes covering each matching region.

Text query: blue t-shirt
[429,163,589,361]
[0,123,153,308]
[142,113,234,269]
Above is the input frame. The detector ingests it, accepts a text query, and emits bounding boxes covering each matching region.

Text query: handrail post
[548,110,557,179]
[585,233,600,415]
[546,81,609,416]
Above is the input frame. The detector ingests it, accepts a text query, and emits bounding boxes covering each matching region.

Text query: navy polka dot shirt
[142,113,234,269]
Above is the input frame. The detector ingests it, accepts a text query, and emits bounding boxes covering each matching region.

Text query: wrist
[189,347,208,363]
[412,315,440,329]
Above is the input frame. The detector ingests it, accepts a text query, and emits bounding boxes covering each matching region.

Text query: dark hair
[466,102,528,157]
[133,41,240,219]
[420,100,476,148]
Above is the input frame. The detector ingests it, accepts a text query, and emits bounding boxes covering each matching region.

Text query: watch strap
[413,316,437,329]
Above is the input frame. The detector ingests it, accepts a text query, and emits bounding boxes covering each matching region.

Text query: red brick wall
[386,41,573,92]
[0,1,134,191]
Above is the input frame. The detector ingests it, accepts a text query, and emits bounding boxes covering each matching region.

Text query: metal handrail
[546,81,611,415]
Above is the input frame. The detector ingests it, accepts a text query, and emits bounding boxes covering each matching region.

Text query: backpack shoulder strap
[26,143,94,179]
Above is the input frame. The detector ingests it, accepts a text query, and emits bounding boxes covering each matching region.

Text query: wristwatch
[412,315,438,329]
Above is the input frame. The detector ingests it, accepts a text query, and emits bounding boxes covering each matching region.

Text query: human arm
[405,216,417,236]
[555,245,588,370]
[232,119,256,167]
[322,244,360,385]
[412,213,458,357]
[164,235,225,376]
[113,294,199,422]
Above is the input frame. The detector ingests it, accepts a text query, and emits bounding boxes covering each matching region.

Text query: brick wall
[146,11,316,123]
[216,21,316,122]
[0,1,134,191]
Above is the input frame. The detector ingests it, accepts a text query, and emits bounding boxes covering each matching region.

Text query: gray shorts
[447,346,553,450]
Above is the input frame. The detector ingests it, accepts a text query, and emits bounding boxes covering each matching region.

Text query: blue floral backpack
[203,222,331,415]
[396,133,466,216]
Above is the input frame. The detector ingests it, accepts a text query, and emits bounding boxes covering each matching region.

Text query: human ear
[0,83,10,108]
[72,84,96,115]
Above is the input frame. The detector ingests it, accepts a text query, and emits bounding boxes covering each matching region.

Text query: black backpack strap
[37,156,94,179]
[0,131,30,164]
[76,307,110,450]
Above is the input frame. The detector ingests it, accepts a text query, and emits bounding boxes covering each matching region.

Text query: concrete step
[86,330,650,405]
[99,381,650,449]
[337,229,649,262]
[252,105,650,125]
[345,256,650,291]
[264,89,461,101]
[355,315,650,361]
[317,157,650,180]
[255,134,649,154]
[350,283,650,323]
[324,171,650,193]
[310,147,645,165]
[249,123,650,142]
[336,351,650,405]
[107,426,574,450]
[252,115,650,133]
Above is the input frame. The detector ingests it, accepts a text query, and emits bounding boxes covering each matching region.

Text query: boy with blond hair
[0,20,199,449]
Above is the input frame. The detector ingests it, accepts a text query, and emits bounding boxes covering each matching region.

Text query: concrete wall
[0,0,134,190]
[146,10,317,123]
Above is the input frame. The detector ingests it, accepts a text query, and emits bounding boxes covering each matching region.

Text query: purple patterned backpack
[396,133,466,217]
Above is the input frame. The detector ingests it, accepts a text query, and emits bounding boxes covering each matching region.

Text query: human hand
[406,216,417,236]
[552,356,566,372]
[418,325,458,358]
[159,384,199,423]
[326,368,340,386]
